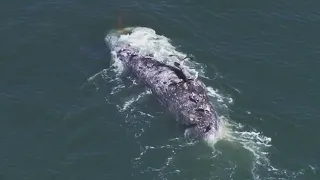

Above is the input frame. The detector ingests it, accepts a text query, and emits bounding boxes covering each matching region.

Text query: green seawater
[1,0,319,179]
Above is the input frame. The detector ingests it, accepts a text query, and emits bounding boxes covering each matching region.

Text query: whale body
[106,30,220,141]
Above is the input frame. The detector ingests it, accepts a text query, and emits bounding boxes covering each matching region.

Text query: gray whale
[107,34,220,141]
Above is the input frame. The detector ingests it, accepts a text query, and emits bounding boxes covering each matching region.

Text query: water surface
[1,0,319,179]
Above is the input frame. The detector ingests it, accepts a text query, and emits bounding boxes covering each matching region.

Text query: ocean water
[1,0,319,180]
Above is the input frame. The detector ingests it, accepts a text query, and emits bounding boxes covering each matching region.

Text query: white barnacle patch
[204,106,211,113]
[189,92,200,104]
[121,52,128,57]
[183,82,188,89]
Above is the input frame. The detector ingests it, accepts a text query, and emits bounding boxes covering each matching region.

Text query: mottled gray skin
[115,48,220,141]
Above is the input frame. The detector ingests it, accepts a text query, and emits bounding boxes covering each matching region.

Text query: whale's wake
[85,27,302,179]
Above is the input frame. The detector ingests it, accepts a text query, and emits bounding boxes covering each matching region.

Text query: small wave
[118,90,152,112]
[205,114,307,180]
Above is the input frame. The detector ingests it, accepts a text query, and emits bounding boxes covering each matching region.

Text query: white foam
[210,116,288,180]
[207,86,233,105]
[205,116,231,146]
[119,90,152,112]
